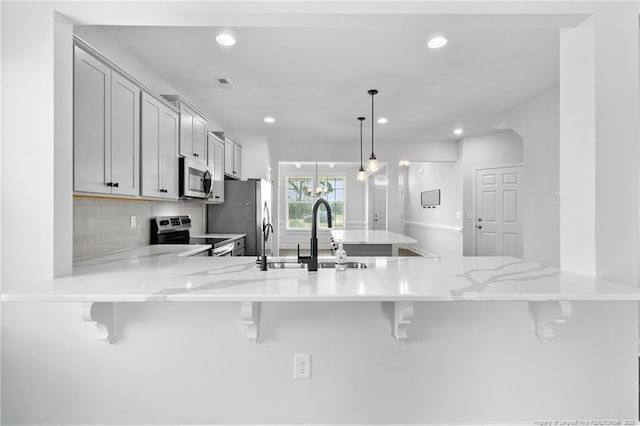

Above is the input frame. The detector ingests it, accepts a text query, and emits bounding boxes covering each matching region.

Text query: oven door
[180,158,213,199]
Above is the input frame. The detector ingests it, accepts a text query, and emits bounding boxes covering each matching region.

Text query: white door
[475,166,522,257]
[110,71,140,196]
[73,46,111,194]
[373,185,387,230]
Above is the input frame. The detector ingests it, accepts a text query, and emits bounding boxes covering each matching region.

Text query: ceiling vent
[489,121,511,130]
[215,77,235,89]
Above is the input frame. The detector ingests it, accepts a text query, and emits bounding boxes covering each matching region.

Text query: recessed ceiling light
[427,36,448,49]
[377,117,388,124]
[264,116,275,124]
[454,128,464,136]
[215,33,236,47]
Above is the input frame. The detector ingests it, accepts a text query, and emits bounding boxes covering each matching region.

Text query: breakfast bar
[330,229,419,256]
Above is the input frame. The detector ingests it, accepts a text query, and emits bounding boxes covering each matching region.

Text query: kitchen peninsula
[330,229,418,256]
[3,249,638,422]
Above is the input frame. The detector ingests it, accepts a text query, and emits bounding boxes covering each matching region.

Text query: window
[318,176,345,228]
[286,176,345,229]
[286,177,313,229]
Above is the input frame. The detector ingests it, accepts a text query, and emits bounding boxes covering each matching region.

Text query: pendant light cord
[360,118,364,169]
[371,92,375,156]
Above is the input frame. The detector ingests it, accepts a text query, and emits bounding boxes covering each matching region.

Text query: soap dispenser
[335,242,347,271]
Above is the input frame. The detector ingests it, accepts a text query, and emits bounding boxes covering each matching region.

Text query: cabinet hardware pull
[106,182,113,187]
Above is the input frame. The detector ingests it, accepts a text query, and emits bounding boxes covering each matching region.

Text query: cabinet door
[160,107,179,199]
[179,104,194,158]
[233,144,241,179]
[193,115,207,163]
[141,92,161,198]
[110,71,140,196]
[73,46,111,194]
[210,137,225,203]
[224,139,234,176]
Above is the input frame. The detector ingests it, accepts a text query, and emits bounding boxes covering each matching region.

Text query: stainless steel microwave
[179,157,212,199]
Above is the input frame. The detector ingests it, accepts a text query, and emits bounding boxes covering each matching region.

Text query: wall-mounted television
[421,189,441,208]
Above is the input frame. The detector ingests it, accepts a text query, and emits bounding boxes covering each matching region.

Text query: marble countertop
[330,230,418,245]
[3,252,639,303]
[72,244,212,267]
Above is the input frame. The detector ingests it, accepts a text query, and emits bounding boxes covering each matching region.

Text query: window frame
[284,173,347,230]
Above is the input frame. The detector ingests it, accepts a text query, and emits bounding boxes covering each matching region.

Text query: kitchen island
[330,229,418,256]
[2,249,638,424]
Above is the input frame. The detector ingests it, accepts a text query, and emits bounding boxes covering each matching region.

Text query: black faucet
[260,220,274,271]
[298,198,333,271]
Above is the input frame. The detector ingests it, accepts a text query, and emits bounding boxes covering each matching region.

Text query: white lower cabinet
[141,92,179,199]
[208,133,225,203]
[73,45,140,196]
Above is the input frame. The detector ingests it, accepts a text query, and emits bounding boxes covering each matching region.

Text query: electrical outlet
[294,354,311,379]
[130,215,137,229]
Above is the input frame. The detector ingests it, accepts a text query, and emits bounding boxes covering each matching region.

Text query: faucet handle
[297,244,300,260]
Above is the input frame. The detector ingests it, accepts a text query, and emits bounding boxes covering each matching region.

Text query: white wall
[506,87,560,267]
[460,131,523,255]
[403,162,463,257]
[73,198,206,259]
[269,139,459,253]
[2,301,637,424]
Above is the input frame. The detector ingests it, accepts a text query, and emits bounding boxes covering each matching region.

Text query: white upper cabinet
[208,132,225,203]
[178,104,194,159]
[163,95,208,164]
[193,116,207,160]
[141,92,179,199]
[233,143,242,180]
[73,46,140,196]
[224,139,234,177]
[110,71,140,196]
[73,46,111,194]
[223,136,242,180]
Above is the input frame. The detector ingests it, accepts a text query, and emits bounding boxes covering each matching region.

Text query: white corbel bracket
[241,301,260,343]
[81,302,115,344]
[393,301,414,343]
[529,300,572,342]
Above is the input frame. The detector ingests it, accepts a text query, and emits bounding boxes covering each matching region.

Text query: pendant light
[367,89,379,172]
[357,117,367,182]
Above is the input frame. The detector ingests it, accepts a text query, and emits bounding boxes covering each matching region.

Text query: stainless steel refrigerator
[206,178,272,256]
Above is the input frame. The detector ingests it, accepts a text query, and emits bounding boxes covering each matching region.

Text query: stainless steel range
[150,215,235,256]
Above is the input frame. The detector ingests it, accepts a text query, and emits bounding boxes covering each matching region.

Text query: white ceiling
[101,15,569,146]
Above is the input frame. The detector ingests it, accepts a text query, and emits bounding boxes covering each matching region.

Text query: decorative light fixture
[367,89,379,172]
[357,117,367,182]
[264,116,275,124]
[215,33,236,47]
[454,128,464,136]
[377,117,388,124]
[306,162,326,196]
[398,160,411,167]
[427,36,448,49]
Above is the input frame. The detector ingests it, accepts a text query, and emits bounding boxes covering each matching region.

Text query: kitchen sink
[264,261,368,269]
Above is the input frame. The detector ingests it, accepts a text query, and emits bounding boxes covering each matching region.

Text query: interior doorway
[474,165,523,256]
[368,167,387,231]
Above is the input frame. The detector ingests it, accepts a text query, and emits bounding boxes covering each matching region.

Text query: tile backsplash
[73,197,206,260]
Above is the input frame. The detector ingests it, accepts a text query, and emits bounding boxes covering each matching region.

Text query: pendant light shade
[357,117,367,182]
[367,89,379,172]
